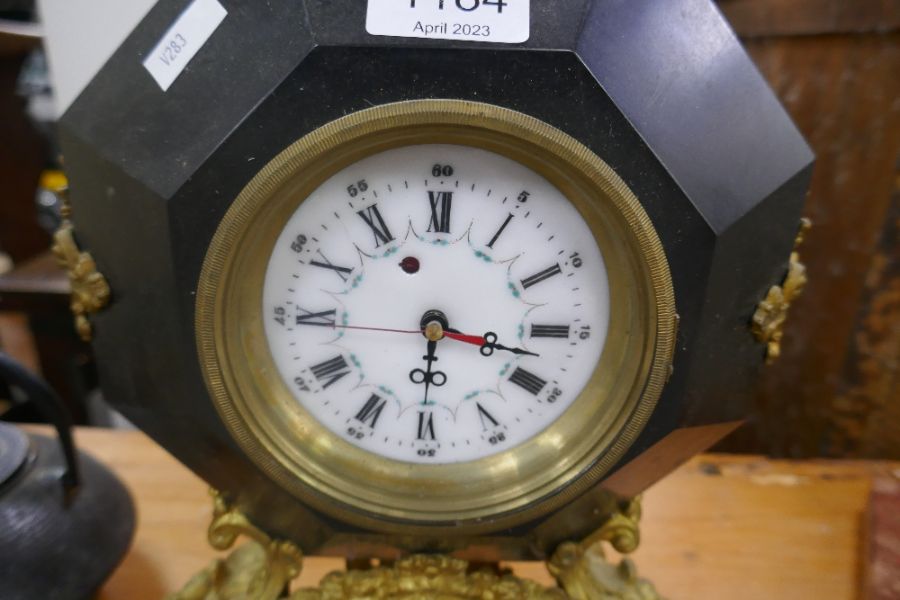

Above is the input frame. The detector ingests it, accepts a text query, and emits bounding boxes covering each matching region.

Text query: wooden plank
[0,252,69,296]
[718,0,900,37]
[633,457,882,599]
[0,251,70,313]
[20,426,896,599]
[840,174,900,459]
[865,477,900,599]
[717,32,900,458]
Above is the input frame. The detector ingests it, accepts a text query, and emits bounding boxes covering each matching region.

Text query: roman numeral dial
[530,324,570,338]
[476,403,500,431]
[487,213,514,248]
[426,191,453,233]
[417,411,437,441]
[296,308,337,327]
[508,367,547,396]
[356,204,394,248]
[355,394,387,428]
[262,143,610,464]
[310,250,353,282]
[309,355,351,390]
[520,263,562,289]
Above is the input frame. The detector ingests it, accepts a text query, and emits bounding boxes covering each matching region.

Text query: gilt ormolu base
[169,490,659,600]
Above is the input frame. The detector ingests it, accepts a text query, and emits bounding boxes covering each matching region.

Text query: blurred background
[0,0,897,458]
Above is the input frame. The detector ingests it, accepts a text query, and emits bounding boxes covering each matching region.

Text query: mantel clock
[57,1,813,597]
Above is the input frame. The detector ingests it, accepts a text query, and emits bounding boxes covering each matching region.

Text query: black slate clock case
[59,0,812,557]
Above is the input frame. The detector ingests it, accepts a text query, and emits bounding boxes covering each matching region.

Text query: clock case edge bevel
[57,0,813,558]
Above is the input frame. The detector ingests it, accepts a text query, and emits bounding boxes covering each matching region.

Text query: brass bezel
[196,100,675,535]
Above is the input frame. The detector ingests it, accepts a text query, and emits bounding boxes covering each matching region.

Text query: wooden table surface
[0,251,69,312]
[42,426,898,599]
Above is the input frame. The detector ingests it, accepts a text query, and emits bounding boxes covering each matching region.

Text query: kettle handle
[0,351,80,493]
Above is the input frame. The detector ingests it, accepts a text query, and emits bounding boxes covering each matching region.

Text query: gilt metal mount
[549,498,659,599]
[171,491,660,599]
[51,197,111,342]
[168,490,303,600]
[752,218,811,364]
[293,554,564,600]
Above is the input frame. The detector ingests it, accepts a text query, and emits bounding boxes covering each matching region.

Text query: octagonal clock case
[59,0,812,559]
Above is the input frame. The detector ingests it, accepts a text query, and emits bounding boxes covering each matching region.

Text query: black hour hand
[479,332,540,358]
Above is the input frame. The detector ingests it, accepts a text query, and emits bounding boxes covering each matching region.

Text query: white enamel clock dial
[262,144,610,464]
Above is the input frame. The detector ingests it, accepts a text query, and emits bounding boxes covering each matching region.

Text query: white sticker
[366,0,529,44]
[142,0,227,91]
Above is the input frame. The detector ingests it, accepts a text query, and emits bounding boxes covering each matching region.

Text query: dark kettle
[0,352,135,599]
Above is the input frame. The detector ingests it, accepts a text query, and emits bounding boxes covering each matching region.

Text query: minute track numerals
[346,393,390,441]
[473,400,508,447]
[262,143,610,464]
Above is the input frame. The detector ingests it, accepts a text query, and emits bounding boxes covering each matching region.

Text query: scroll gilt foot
[167,490,303,600]
[549,497,661,600]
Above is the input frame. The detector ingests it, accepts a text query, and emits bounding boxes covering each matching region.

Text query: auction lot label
[143,0,227,91]
[366,0,529,43]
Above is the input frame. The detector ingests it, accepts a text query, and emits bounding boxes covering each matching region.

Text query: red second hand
[332,324,486,347]
[334,324,422,335]
[442,330,486,346]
